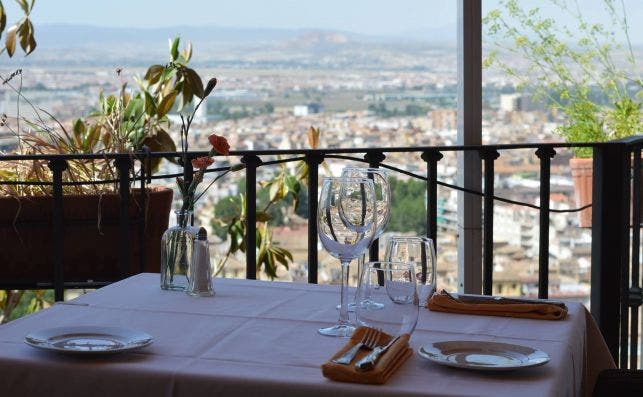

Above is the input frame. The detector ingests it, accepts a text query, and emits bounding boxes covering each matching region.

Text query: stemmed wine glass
[317,177,377,337]
[340,167,390,311]
[385,236,436,307]
[355,261,419,336]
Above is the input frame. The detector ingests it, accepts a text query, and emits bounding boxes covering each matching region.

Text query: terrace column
[457,0,483,293]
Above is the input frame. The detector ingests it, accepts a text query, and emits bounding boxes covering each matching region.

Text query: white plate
[25,326,153,355]
[418,340,550,371]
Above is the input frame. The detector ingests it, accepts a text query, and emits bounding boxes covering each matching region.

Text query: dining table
[0,273,615,397]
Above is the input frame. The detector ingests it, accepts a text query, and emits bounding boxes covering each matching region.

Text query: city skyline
[1,0,641,43]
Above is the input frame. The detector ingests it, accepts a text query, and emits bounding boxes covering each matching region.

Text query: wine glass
[355,261,419,336]
[340,167,390,311]
[317,177,377,337]
[384,236,436,307]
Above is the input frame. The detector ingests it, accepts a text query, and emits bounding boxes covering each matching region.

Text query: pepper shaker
[187,227,215,297]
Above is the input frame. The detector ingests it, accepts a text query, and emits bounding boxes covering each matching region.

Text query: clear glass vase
[160,210,199,291]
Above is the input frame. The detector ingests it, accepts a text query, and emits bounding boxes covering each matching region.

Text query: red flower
[208,134,230,156]
[191,156,214,169]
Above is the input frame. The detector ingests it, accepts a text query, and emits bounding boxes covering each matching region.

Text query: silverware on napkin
[355,335,401,371]
[445,291,567,309]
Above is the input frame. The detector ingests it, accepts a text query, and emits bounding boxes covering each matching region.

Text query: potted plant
[0,37,215,288]
[484,0,642,227]
[0,2,306,320]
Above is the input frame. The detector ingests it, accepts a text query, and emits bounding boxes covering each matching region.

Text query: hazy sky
[4,0,642,40]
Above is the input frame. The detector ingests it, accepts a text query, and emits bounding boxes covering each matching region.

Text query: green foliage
[1,289,53,324]
[0,38,232,320]
[386,177,427,234]
[0,0,36,57]
[211,147,313,279]
[484,0,642,157]
[212,177,310,240]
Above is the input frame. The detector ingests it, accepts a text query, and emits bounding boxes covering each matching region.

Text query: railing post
[306,152,324,284]
[137,148,150,273]
[630,146,641,369]
[457,0,483,294]
[591,143,630,364]
[364,151,386,262]
[421,150,443,252]
[48,158,68,302]
[115,156,132,279]
[242,154,262,280]
[535,147,555,299]
[479,148,499,296]
[183,153,196,226]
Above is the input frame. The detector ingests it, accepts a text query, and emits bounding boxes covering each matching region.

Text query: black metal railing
[1,138,642,368]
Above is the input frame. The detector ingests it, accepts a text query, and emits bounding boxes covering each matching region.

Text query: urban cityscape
[1,23,640,306]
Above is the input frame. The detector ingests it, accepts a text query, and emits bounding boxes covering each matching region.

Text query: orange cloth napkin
[321,326,412,384]
[427,290,568,320]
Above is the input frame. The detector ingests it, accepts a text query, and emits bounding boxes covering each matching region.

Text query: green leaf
[269,180,286,202]
[184,67,204,99]
[180,40,192,62]
[157,91,177,118]
[180,77,193,110]
[143,91,157,116]
[255,211,272,222]
[141,129,177,173]
[16,0,28,14]
[71,120,84,146]
[0,4,7,37]
[228,219,245,253]
[72,118,86,136]
[17,19,33,53]
[160,66,177,82]
[25,28,35,54]
[296,161,309,180]
[145,128,176,151]
[169,37,180,61]
[5,24,16,57]
[123,96,145,122]
[84,124,101,152]
[284,175,300,194]
[144,64,165,85]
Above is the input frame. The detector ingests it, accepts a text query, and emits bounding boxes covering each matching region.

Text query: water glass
[340,167,391,312]
[385,236,436,307]
[317,177,377,337]
[355,261,419,336]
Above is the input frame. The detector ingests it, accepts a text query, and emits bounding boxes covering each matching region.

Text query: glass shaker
[187,227,215,297]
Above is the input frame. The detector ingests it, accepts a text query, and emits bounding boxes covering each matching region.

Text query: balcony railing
[1,137,642,369]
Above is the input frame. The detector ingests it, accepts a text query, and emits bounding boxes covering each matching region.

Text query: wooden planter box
[0,186,173,284]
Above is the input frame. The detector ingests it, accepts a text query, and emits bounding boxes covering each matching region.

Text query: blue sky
[4,0,642,41]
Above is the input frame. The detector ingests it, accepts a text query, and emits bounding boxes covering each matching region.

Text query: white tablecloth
[0,273,614,396]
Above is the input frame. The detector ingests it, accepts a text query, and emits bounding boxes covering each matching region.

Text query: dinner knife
[355,335,401,371]
[448,292,567,309]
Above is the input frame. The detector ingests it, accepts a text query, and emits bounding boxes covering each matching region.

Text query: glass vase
[160,210,198,291]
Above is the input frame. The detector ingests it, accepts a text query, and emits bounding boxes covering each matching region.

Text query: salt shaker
[187,227,214,297]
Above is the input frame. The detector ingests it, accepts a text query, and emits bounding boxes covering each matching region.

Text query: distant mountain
[0,24,454,68]
[33,24,394,49]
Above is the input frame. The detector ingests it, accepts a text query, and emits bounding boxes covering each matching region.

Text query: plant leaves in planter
[141,129,177,174]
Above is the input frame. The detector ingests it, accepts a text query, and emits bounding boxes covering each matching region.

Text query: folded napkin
[427,290,568,320]
[321,327,412,385]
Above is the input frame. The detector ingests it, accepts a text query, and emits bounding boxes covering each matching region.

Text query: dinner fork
[332,327,379,365]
